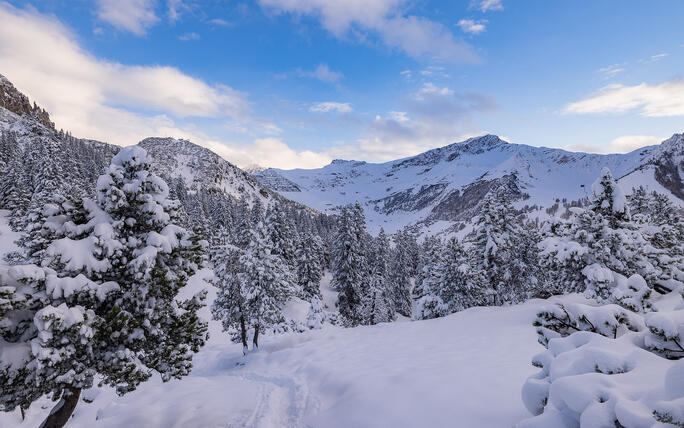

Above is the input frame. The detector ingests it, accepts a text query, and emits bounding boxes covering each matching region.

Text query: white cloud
[597,64,625,78]
[95,0,159,35]
[178,32,200,41]
[0,3,305,166]
[327,83,495,161]
[608,135,661,152]
[419,66,450,78]
[297,64,344,83]
[457,19,487,35]
[648,53,669,62]
[563,79,684,117]
[167,0,191,23]
[259,0,478,63]
[564,135,662,154]
[400,70,412,79]
[473,0,503,12]
[310,102,353,113]
[208,18,232,27]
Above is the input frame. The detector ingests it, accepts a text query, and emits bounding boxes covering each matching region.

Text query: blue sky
[1,0,683,168]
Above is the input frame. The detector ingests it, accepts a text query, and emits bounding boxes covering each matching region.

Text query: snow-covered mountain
[254,134,684,234]
[0,74,317,233]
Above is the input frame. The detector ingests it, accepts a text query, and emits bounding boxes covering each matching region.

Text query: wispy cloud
[95,0,159,35]
[310,102,353,113]
[564,135,662,154]
[457,19,487,35]
[563,79,684,117]
[597,64,625,78]
[178,32,200,41]
[208,18,232,27]
[472,0,503,12]
[420,66,450,78]
[297,64,344,83]
[647,53,669,62]
[259,0,478,63]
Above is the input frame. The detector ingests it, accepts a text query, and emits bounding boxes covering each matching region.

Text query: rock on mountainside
[254,134,684,234]
[0,74,53,129]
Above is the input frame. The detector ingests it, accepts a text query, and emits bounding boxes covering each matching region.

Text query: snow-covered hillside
[255,134,684,234]
[139,137,298,211]
[0,262,577,428]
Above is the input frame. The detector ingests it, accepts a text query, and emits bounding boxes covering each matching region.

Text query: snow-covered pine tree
[296,230,325,300]
[439,237,485,312]
[330,203,368,326]
[538,168,657,308]
[240,220,296,348]
[413,235,445,320]
[582,168,652,303]
[0,146,208,428]
[233,195,253,249]
[469,185,528,306]
[210,239,249,353]
[306,295,326,330]
[365,228,395,324]
[250,197,264,226]
[391,229,415,317]
[628,185,651,219]
[265,203,297,270]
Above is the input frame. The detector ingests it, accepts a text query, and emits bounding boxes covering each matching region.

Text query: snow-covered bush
[519,288,684,427]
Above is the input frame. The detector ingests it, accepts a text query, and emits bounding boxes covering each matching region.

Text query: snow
[254,135,681,235]
[0,210,19,260]
[2,268,572,428]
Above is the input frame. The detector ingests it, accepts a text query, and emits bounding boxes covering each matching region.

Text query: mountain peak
[660,133,684,151]
[0,73,54,129]
[461,134,506,150]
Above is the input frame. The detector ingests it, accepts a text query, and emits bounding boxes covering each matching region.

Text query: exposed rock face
[648,133,684,200]
[0,74,54,129]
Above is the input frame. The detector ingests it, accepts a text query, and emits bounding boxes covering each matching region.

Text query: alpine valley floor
[0,263,584,427]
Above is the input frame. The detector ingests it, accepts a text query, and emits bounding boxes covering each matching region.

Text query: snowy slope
[255,134,684,234]
[1,264,587,428]
[139,137,291,210]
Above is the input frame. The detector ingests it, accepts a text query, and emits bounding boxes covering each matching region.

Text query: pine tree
[538,168,657,308]
[296,230,325,300]
[240,221,296,348]
[413,236,445,320]
[233,195,253,249]
[365,228,395,324]
[266,204,297,269]
[0,146,208,428]
[469,185,528,306]
[210,239,249,353]
[391,229,415,317]
[439,237,484,312]
[331,203,368,326]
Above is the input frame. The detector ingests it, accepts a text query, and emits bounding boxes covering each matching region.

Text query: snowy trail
[0,267,573,428]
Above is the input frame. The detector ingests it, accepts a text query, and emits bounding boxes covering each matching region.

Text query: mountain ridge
[254,134,683,234]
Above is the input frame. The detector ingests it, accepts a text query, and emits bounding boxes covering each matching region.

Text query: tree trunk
[252,324,260,350]
[240,315,248,355]
[40,386,81,428]
[20,407,25,421]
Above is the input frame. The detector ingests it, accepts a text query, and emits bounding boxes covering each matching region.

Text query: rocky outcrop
[0,74,54,129]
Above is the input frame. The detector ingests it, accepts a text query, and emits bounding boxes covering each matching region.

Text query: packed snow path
[3,267,557,428]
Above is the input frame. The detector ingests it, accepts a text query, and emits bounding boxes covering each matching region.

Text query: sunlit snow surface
[0,260,576,428]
